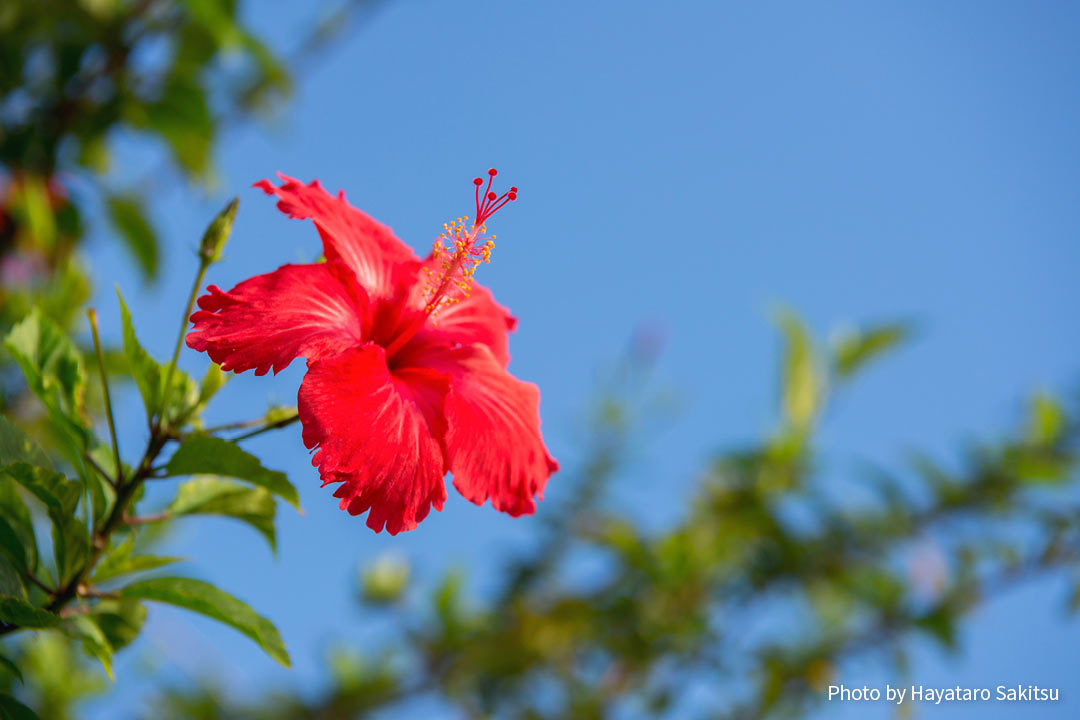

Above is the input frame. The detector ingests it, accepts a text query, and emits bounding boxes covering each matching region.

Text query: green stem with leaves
[155,264,209,434]
[0,201,246,638]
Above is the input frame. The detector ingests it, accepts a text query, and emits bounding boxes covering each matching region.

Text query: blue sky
[79,1,1079,717]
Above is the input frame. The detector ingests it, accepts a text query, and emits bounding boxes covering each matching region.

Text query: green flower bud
[199,197,239,264]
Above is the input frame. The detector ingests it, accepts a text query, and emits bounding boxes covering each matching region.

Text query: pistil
[382,169,517,361]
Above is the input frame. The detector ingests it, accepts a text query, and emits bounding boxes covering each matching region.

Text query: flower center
[423,168,517,320]
[382,169,517,361]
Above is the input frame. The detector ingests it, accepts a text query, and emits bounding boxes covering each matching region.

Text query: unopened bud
[360,554,410,605]
[264,405,297,424]
[199,197,239,263]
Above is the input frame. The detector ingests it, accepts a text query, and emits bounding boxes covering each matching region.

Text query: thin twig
[232,413,300,442]
[155,262,209,431]
[23,571,54,596]
[87,309,123,483]
[82,451,118,490]
[75,588,121,600]
[200,418,266,434]
[125,512,170,526]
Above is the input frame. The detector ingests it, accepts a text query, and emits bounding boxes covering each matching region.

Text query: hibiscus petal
[298,345,450,534]
[396,256,518,367]
[418,283,517,366]
[186,261,368,375]
[420,344,558,517]
[255,173,418,298]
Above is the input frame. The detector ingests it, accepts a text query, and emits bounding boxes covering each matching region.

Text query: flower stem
[87,309,122,483]
[156,260,208,432]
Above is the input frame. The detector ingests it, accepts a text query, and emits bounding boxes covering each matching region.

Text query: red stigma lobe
[473,167,517,227]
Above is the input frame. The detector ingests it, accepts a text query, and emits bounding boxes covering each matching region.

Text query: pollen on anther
[425,170,518,318]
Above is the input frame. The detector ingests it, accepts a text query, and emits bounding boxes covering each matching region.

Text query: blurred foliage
[126,318,1077,720]
[0,0,375,411]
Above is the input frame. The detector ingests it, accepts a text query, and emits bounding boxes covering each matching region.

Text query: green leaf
[184,0,244,46]
[163,369,201,427]
[166,435,299,509]
[775,310,823,432]
[63,615,113,680]
[90,598,146,652]
[0,557,26,599]
[0,417,50,468]
[0,517,30,578]
[77,135,110,174]
[84,442,118,525]
[136,76,213,175]
[18,177,56,250]
[106,194,158,280]
[0,597,59,628]
[180,362,228,427]
[37,261,91,331]
[0,654,22,685]
[3,463,80,517]
[0,422,45,573]
[120,577,289,666]
[0,694,40,720]
[832,323,910,379]
[915,606,957,650]
[53,511,90,588]
[1,463,80,520]
[116,289,165,423]
[1028,392,1065,446]
[116,290,199,426]
[93,555,182,585]
[0,477,37,574]
[3,311,89,449]
[92,536,182,584]
[167,478,277,551]
[198,364,227,408]
[433,571,466,629]
[3,464,90,586]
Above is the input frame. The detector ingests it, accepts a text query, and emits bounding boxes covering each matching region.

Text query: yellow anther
[424,213,504,318]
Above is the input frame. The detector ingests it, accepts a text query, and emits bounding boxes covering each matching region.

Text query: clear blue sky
[82,1,1079,717]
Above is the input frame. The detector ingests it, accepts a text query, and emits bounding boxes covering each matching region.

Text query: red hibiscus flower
[186,170,558,534]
